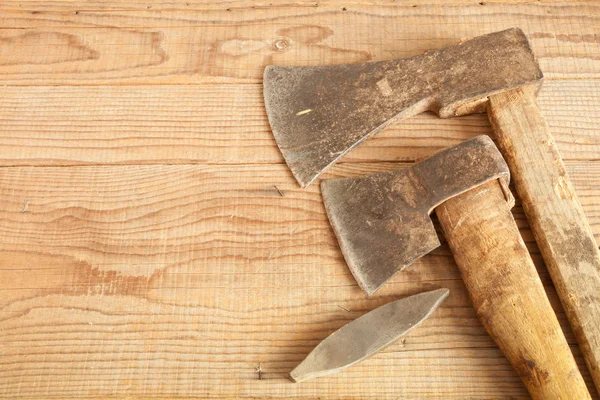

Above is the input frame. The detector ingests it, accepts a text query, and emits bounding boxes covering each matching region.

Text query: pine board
[1,0,600,398]
[0,161,599,399]
[0,80,598,166]
[1,3,600,84]
[1,0,597,12]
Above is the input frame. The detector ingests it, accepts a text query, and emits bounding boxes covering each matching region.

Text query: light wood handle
[436,180,590,399]
[488,86,600,393]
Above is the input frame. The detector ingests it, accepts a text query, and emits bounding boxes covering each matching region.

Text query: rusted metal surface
[290,288,449,383]
[321,136,513,295]
[263,28,542,187]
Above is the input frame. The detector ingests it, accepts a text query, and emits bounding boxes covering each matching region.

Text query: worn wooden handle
[436,180,590,399]
[488,86,600,393]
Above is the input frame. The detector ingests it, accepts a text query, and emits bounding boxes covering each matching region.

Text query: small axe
[264,28,600,391]
[321,136,590,399]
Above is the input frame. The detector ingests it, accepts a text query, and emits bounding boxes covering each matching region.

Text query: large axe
[263,28,600,391]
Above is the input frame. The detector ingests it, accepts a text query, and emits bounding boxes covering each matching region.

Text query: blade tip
[289,370,301,383]
[436,287,451,301]
[289,364,317,383]
[263,64,277,79]
[361,281,383,297]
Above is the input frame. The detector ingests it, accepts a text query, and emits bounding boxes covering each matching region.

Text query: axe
[320,136,590,398]
[264,28,600,391]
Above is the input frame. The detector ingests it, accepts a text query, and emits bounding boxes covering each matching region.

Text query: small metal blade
[290,288,450,383]
[263,28,542,187]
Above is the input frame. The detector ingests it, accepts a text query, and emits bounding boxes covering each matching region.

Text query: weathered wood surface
[1,0,600,398]
[0,81,599,166]
[2,0,597,11]
[1,3,600,84]
[1,162,599,398]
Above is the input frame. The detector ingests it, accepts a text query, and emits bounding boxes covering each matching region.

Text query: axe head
[264,28,542,187]
[321,136,513,295]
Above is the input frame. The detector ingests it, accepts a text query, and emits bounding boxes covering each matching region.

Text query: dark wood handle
[488,86,600,393]
[436,180,590,399]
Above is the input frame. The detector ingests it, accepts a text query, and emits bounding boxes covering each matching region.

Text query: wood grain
[1,0,600,398]
[438,179,590,399]
[0,161,599,398]
[2,0,598,12]
[489,86,600,393]
[1,3,600,84]
[0,80,599,167]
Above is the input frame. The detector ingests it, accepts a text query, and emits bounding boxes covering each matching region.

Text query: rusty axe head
[321,135,513,295]
[264,28,542,187]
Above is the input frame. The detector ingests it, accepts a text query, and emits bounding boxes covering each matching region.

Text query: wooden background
[1,0,599,398]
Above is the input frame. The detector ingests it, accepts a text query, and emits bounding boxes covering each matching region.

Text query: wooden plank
[2,0,597,12]
[1,4,600,84]
[1,160,596,295]
[1,1,599,398]
[0,80,598,167]
[0,161,598,398]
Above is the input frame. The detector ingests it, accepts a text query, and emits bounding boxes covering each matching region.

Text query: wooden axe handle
[488,86,600,392]
[436,180,590,399]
